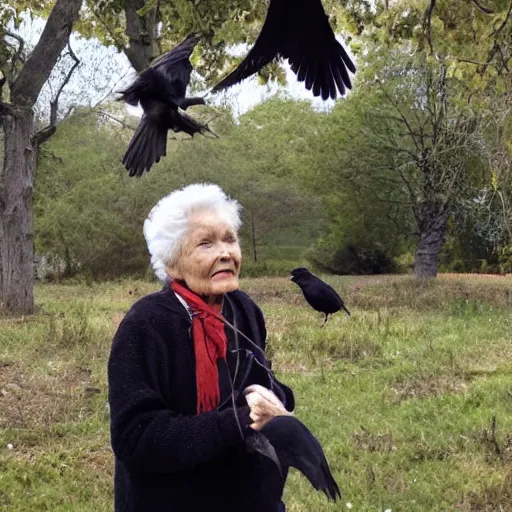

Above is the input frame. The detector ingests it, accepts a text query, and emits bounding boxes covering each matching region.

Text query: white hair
[143,183,242,282]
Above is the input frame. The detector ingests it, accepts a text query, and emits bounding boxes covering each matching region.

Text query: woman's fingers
[244,385,292,432]
[246,392,274,414]
[243,384,283,408]
[249,402,275,417]
[249,410,272,431]
[245,391,288,419]
[244,390,261,409]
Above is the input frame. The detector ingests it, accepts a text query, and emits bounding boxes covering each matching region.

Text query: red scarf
[171,280,227,414]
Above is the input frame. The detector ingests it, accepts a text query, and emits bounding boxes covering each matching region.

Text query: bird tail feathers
[122,116,167,177]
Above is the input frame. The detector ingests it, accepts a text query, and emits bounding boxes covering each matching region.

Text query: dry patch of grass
[0,360,95,430]
[352,428,397,453]
[389,371,472,403]
[457,470,512,511]
[78,447,114,479]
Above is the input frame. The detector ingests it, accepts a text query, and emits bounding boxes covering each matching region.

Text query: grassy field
[1,274,512,511]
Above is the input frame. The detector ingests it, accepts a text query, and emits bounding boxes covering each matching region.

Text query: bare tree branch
[52,35,80,126]
[4,31,25,86]
[455,57,492,67]
[91,70,132,109]
[11,0,82,107]
[470,0,495,14]
[421,0,437,56]
[32,33,80,148]
[94,110,138,130]
[376,86,422,151]
[397,164,418,209]
[489,0,512,38]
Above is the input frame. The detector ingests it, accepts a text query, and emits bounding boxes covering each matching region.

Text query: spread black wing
[150,34,200,98]
[283,0,356,99]
[211,0,284,93]
[212,0,355,100]
[119,34,200,106]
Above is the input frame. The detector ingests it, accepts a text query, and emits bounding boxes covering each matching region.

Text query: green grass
[2,274,512,511]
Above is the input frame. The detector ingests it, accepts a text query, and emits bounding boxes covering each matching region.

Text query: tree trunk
[0,110,36,313]
[414,210,448,278]
[124,0,161,72]
[0,0,82,315]
[251,214,258,263]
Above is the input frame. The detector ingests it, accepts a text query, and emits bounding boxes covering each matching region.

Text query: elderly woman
[107,183,295,512]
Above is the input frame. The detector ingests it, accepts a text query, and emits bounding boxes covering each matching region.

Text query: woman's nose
[218,243,231,259]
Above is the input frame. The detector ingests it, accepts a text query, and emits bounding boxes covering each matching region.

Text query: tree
[78,0,268,74]
[0,0,82,314]
[440,89,512,272]
[374,63,484,277]
[308,51,498,277]
[7,0,512,312]
[309,0,512,277]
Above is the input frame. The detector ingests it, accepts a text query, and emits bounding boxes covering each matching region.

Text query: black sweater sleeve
[107,315,252,475]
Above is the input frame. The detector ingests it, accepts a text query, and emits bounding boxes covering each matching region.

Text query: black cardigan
[107,285,295,512]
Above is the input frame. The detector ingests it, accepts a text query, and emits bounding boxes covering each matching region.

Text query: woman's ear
[166,264,183,281]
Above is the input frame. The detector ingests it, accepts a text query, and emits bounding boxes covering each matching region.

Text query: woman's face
[167,211,242,297]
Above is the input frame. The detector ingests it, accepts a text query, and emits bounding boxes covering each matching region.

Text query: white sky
[13,11,356,121]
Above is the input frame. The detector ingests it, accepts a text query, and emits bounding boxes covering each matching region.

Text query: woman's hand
[243,384,291,431]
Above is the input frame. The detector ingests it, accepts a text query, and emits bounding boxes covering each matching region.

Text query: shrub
[309,243,397,275]
[240,260,304,278]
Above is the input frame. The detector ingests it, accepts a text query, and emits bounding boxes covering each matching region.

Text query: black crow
[246,415,341,502]
[211,0,356,100]
[291,267,350,326]
[118,34,214,177]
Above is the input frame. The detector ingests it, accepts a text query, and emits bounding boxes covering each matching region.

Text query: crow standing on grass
[291,267,351,326]
[118,34,214,177]
[211,0,356,100]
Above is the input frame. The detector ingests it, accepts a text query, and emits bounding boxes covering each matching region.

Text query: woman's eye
[199,240,211,246]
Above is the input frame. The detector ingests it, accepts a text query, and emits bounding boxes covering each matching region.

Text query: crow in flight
[211,0,356,100]
[118,34,214,177]
[291,267,351,326]
[246,415,341,502]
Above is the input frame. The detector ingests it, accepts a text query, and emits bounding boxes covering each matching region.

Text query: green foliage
[35,111,157,279]
[13,0,510,281]
[343,0,511,92]
[75,0,286,84]
[34,75,509,279]
[496,244,512,273]
[240,260,303,278]
[34,101,327,279]
[439,215,500,274]
[308,44,511,275]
